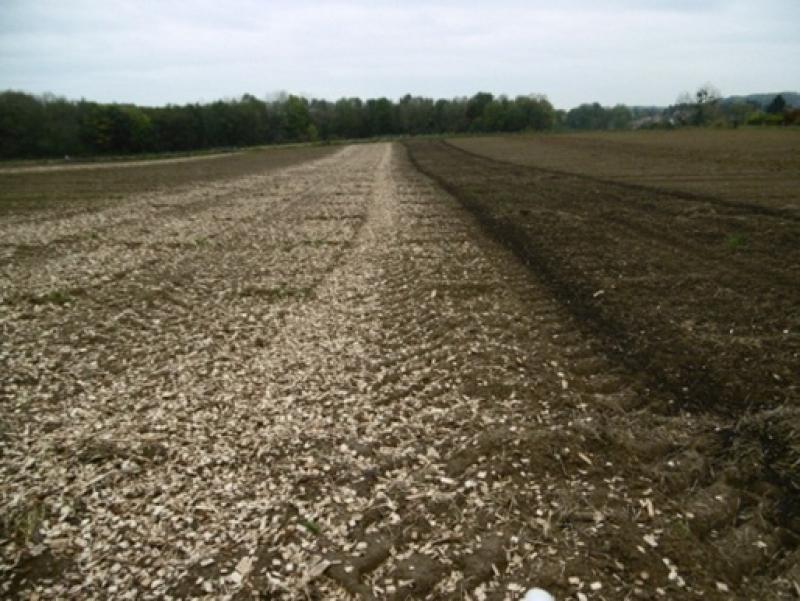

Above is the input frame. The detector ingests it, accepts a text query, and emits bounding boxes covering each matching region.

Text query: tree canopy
[3,86,794,159]
[767,94,787,115]
[0,90,558,159]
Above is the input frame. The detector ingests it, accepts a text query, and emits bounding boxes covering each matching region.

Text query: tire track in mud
[442,139,800,302]
[442,139,800,223]
[311,161,599,599]
[271,145,791,600]
[214,146,775,600]
[406,140,800,415]
[400,141,800,599]
[3,143,797,600]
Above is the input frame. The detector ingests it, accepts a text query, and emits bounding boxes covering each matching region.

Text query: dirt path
[0,152,243,175]
[2,143,795,599]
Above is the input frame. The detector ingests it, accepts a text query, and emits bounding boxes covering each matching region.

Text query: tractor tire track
[2,142,795,600]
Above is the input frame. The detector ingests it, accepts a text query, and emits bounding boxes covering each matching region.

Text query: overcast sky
[1,0,798,109]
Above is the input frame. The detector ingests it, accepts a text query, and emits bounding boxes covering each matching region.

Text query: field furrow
[2,141,798,600]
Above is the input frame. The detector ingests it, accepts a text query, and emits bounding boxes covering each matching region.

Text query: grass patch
[300,518,321,535]
[725,232,748,250]
[2,500,47,545]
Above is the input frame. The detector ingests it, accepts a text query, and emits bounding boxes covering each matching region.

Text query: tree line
[2,88,796,159]
[0,90,558,159]
[664,87,800,128]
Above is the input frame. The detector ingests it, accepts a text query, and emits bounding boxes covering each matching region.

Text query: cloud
[0,0,798,107]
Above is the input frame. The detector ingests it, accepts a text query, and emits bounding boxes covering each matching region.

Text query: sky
[1,0,798,109]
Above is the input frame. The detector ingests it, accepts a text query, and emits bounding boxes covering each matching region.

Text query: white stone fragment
[521,588,555,601]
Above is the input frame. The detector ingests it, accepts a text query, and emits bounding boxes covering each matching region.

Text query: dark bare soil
[0,145,336,216]
[407,139,799,414]
[405,137,800,598]
[450,129,800,213]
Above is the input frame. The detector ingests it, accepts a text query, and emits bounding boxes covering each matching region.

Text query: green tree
[122,106,154,151]
[397,95,435,135]
[0,91,45,157]
[466,92,494,130]
[285,95,312,141]
[80,104,114,152]
[149,105,203,151]
[515,95,555,130]
[607,104,632,129]
[365,97,395,136]
[0,88,562,159]
[693,84,721,125]
[309,99,334,140]
[38,94,83,156]
[566,103,606,129]
[331,98,365,139]
[433,98,467,133]
[725,101,756,127]
[766,94,787,115]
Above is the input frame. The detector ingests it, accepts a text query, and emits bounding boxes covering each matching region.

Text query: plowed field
[2,137,799,600]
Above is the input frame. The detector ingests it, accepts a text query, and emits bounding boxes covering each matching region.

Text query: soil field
[0,145,337,218]
[449,129,800,214]
[0,151,244,175]
[406,137,800,597]
[1,140,799,600]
